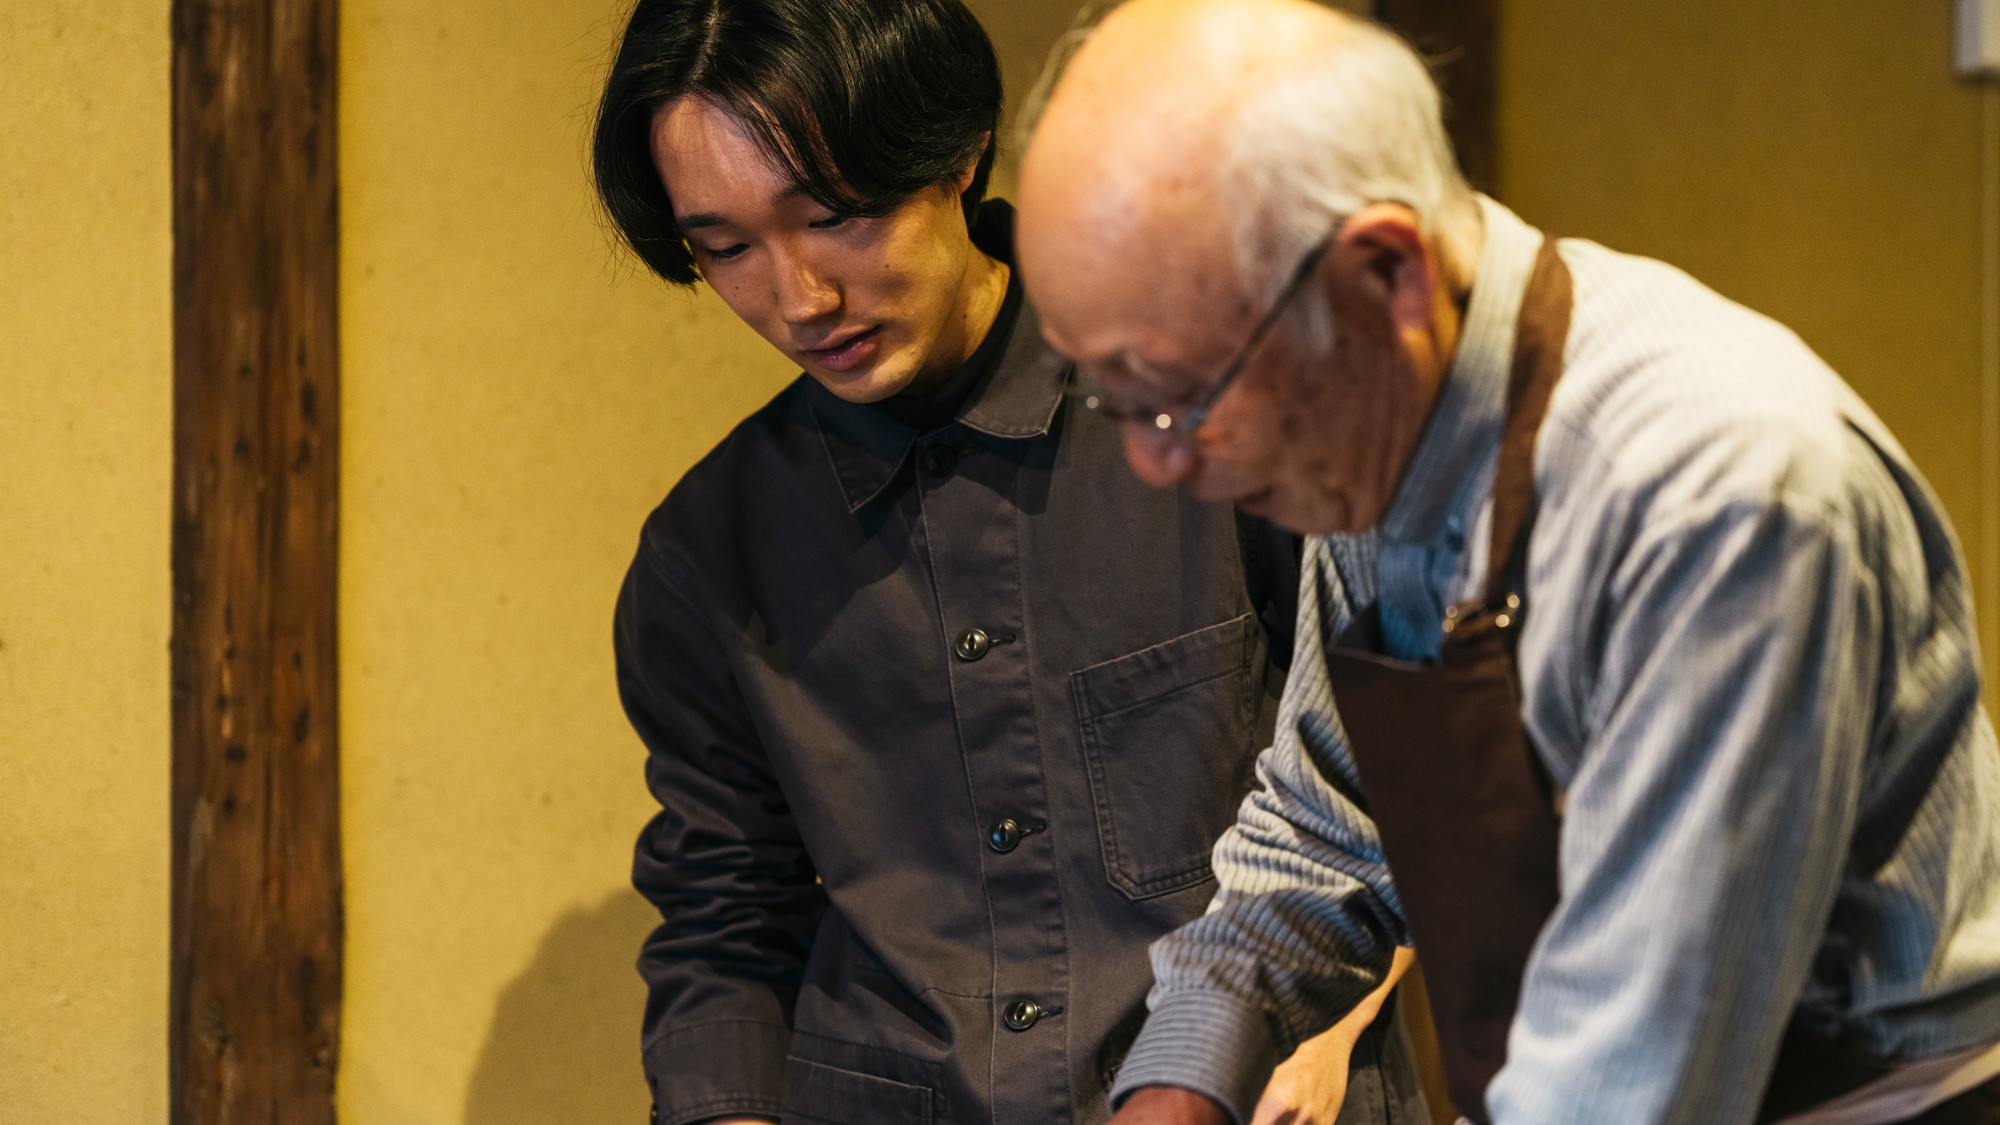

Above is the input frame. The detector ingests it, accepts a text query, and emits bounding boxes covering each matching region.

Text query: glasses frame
[1066,216,1342,442]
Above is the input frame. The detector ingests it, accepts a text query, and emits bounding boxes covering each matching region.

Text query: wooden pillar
[170,0,342,1122]
[1375,0,1501,194]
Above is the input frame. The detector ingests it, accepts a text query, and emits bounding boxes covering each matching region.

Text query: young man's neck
[904,249,1011,399]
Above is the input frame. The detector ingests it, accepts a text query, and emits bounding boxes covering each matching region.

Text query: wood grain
[1375,0,1500,194]
[170,0,342,1122]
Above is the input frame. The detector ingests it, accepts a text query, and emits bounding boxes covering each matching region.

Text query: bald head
[1018,0,1473,361]
[1015,0,1481,536]
[1020,0,1357,347]
[1024,0,1366,207]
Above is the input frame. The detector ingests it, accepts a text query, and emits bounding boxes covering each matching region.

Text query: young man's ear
[955,131,994,196]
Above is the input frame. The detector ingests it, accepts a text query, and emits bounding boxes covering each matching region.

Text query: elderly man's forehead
[1022,0,1358,237]
[1019,74,1237,269]
[1018,0,1365,351]
[1033,10,1240,154]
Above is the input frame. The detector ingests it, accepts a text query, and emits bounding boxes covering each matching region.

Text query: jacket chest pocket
[1069,613,1264,900]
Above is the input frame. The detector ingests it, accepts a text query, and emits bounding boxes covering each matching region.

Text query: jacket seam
[643,1016,792,1054]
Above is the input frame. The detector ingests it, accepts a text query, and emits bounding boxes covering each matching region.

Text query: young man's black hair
[593,0,1004,286]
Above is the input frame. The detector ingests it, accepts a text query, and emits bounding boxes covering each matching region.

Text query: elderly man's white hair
[1021,0,1479,327]
[1223,16,1480,305]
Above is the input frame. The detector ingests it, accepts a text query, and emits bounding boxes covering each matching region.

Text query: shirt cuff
[643,1019,790,1125]
[1111,991,1287,1125]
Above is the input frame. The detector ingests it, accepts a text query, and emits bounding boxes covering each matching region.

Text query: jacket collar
[809,201,1067,514]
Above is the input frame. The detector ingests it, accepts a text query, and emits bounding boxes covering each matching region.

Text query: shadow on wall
[463,889,660,1125]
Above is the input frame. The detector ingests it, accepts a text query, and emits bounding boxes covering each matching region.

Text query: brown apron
[1322,238,2000,1125]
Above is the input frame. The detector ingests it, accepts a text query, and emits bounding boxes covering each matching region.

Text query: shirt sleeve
[615,535,828,1125]
[1486,489,1878,1125]
[1111,537,1409,1124]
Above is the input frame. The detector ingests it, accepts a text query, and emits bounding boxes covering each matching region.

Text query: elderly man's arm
[1111,538,1411,1125]
[1485,477,1889,1124]
[1109,736,1407,1122]
[1114,953,1415,1125]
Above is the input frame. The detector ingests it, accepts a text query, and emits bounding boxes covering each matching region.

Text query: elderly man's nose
[1120,425,1198,490]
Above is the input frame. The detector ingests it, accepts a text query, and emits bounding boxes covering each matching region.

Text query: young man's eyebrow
[676,186,811,233]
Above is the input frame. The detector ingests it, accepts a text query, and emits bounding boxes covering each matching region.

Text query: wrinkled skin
[1016,0,1478,540]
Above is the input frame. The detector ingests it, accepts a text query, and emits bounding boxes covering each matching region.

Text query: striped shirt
[1111,197,2000,1125]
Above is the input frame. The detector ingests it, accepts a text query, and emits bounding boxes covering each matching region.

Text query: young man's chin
[805,359,910,405]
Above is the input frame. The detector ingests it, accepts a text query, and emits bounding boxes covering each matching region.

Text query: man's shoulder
[636,374,825,577]
[1545,239,1875,522]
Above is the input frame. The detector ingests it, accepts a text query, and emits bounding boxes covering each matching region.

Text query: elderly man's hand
[1111,1087,1234,1125]
[1250,946,1418,1125]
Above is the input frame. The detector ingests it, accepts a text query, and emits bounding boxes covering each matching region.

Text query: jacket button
[954,628,992,662]
[1003,998,1043,1031]
[919,443,959,477]
[987,819,1023,853]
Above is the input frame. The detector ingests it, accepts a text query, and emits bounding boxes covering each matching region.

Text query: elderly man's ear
[1326,202,1444,333]
[1324,202,1459,383]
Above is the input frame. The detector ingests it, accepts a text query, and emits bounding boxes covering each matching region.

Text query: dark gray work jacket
[614,212,1308,1125]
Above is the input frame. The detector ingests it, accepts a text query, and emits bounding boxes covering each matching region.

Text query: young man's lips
[805,327,882,373]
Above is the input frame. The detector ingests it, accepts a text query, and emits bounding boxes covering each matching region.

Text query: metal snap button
[987,818,1023,853]
[954,628,992,662]
[1003,998,1043,1031]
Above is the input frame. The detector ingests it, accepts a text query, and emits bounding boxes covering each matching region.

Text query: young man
[590,2,1426,1124]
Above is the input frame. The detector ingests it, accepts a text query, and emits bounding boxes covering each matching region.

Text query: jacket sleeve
[615,534,827,1125]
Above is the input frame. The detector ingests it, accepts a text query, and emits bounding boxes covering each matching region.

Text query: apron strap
[1480,238,1575,607]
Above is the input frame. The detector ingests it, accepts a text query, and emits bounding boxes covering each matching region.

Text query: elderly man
[1014,2,2000,1124]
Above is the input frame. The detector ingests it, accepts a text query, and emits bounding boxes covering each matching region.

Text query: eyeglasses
[1062,217,1341,442]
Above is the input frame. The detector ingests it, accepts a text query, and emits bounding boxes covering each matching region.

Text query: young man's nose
[772,250,840,325]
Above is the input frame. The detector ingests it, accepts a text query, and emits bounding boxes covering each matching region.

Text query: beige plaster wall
[336,3,786,1121]
[0,3,174,1122]
[1500,0,2000,710]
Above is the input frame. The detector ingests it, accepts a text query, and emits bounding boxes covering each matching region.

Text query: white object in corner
[1963,0,2000,78]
